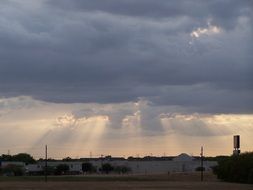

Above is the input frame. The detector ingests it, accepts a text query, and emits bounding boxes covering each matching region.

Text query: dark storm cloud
[0,0,252,113]
[48,0,252,30]
[48,1,250,18]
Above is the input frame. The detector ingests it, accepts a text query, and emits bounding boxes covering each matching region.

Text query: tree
[101,163,114,174]
[55,164,70,175]
[12,153,36,164]
[0,154,12,161]
[0,153,36,164]
[213,152,253,184]
[62,157,72,162]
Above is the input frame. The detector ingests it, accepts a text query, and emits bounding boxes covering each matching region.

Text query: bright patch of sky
[191,22,221,38]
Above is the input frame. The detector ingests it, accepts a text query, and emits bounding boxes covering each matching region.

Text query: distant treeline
[0,153,176,163]
[213,152,253,184]
[0,153,221,163]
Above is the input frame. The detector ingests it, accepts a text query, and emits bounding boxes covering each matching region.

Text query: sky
[0,0,252,159]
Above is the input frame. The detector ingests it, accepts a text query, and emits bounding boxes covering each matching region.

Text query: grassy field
[0,173,252,190]
[0,172,216,182]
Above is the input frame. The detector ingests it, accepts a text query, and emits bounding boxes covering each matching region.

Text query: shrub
[101,163,114,174]
[43,166,56,175]
[55,164,69,175]
[82,162,96,173]
[248,168,253,184]
[195,166,205,172]
[114,165,131,174]
[2,164,25,176]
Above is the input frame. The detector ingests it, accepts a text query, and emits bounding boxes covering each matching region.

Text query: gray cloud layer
[0,0,252,113]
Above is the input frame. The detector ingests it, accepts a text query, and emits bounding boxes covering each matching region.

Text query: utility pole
[45,145,48,182]
[200,146,204,182]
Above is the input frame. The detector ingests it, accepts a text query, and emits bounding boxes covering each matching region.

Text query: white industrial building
[32,153,217,174]
[89,153,217,174]
[1,153,217,175]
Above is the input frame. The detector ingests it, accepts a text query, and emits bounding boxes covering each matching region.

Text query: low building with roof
[24,153,217,175]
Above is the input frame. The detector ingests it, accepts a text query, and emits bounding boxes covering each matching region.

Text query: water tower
[233,135,240,155]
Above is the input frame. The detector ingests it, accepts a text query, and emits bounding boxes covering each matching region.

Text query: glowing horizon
[0,96,252,159]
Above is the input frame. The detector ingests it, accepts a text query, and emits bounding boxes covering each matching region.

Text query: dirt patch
[0,181,252,190]
[0,173,251,190]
